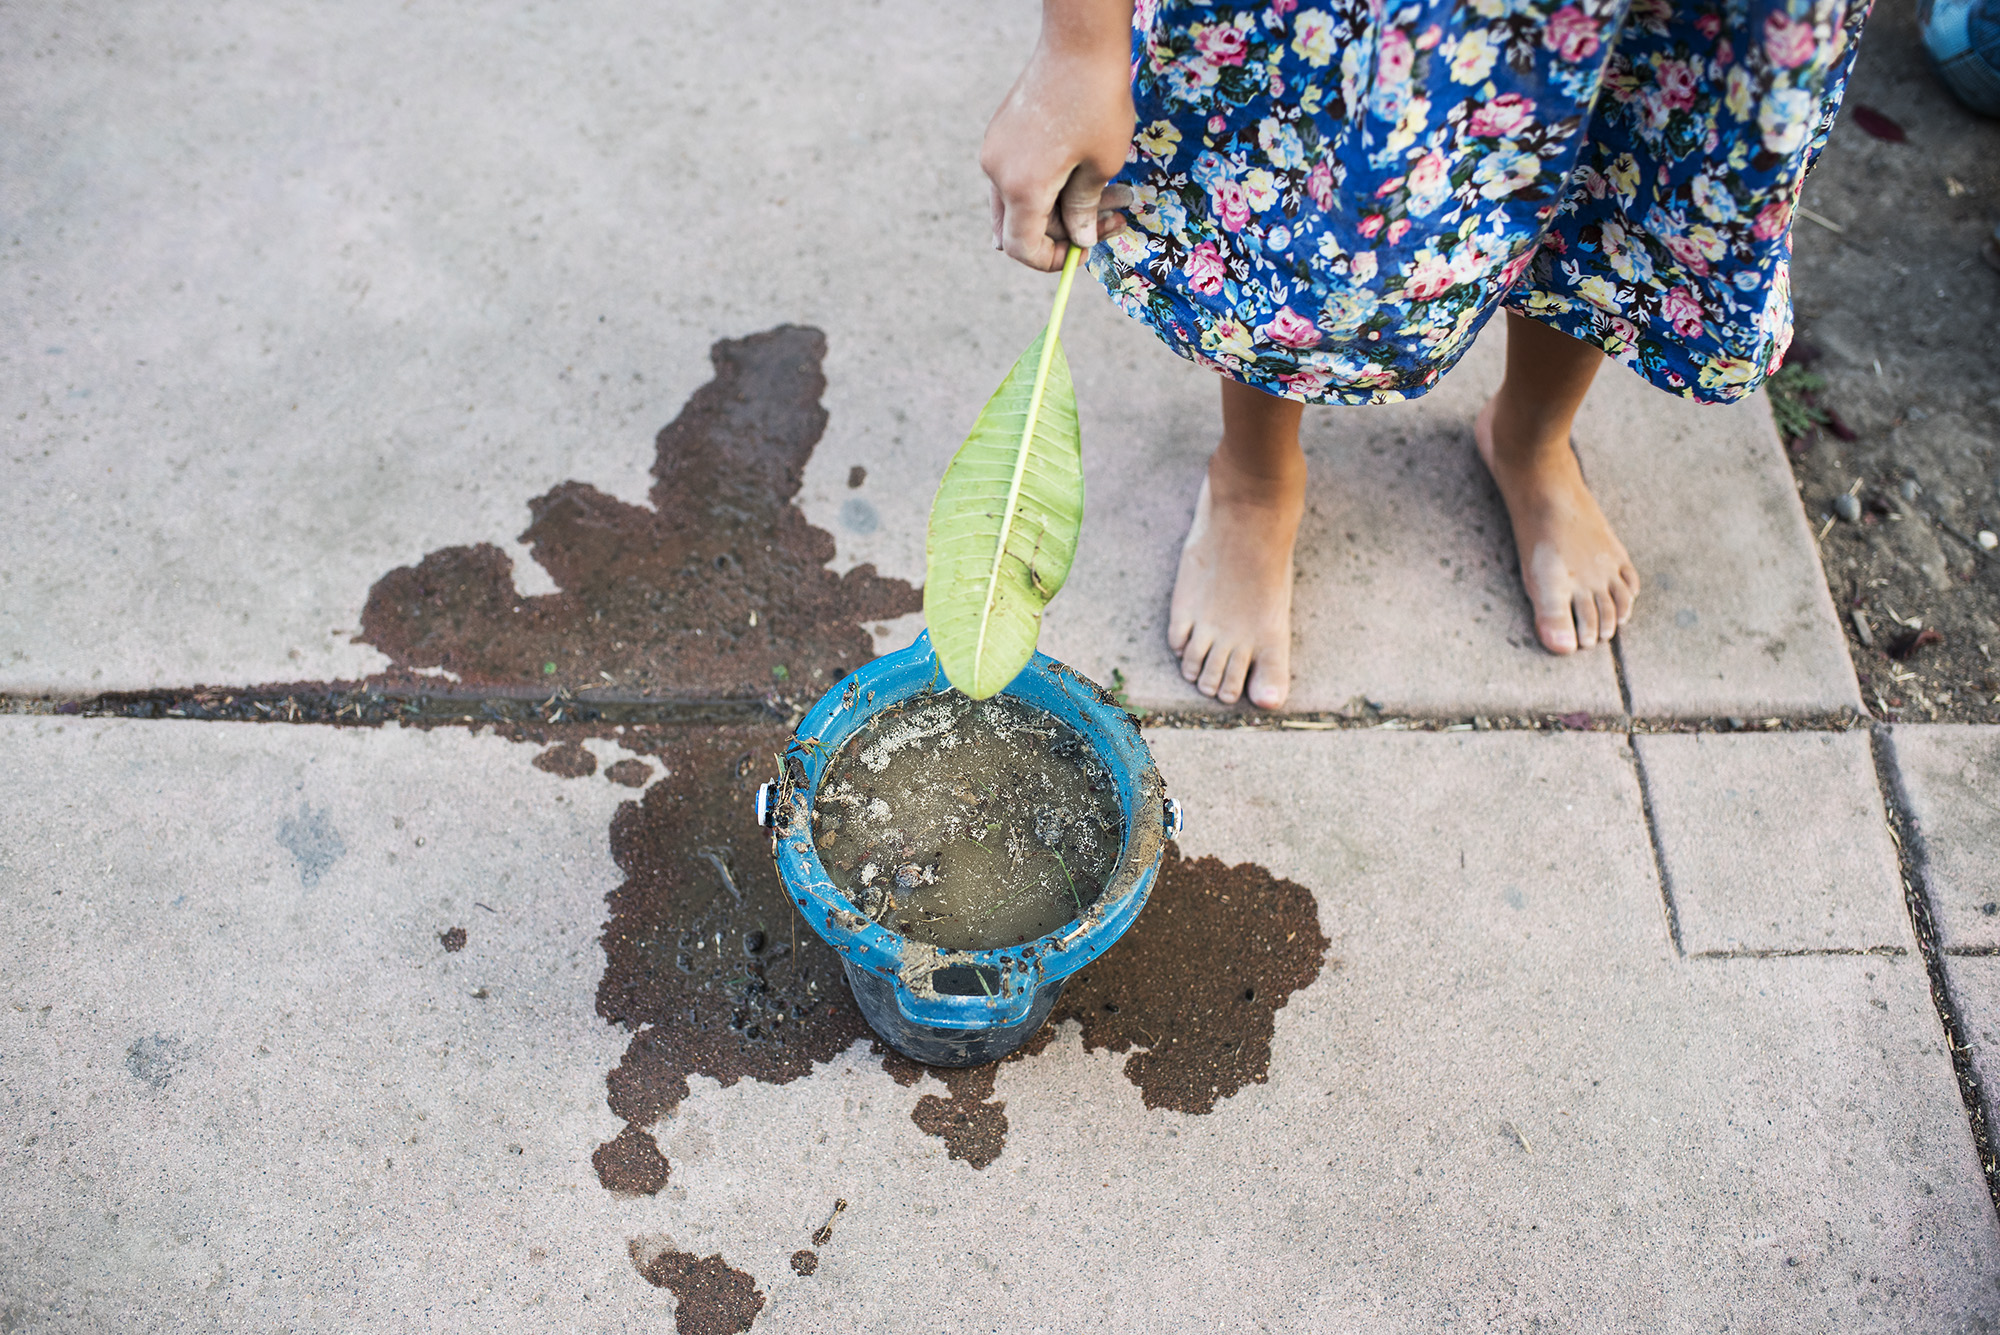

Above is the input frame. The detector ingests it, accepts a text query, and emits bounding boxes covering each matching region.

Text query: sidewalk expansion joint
[1870,724,2000,1220]
[1684,946,1908,960]
[1625,730,1686,959]
[0,689,1874,738]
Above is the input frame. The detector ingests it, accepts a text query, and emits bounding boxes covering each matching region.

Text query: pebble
[742,930,765,955]
[1899,478,1920,501]
[1833,493,1862,523]
[1980,530,1999,551]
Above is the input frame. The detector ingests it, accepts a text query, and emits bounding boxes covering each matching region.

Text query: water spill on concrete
[345,325,1328,1295]
[879,1045,1009,1168]
[359,327,918,698]
[873,846,1330,1164]
[534,740,597,777]
[1021,847,1332,1114]
[592,1123,670,1195]
[629,1238,765,1335]
[596,726,872,1144]
[605,758,652,788]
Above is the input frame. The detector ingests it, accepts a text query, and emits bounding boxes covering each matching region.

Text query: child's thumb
[1057,169,1109,249]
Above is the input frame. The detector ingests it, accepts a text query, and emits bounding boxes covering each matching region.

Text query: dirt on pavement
[1787,0,2000,723]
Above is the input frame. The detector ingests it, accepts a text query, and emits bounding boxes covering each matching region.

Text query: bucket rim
[768,631,1168,1028]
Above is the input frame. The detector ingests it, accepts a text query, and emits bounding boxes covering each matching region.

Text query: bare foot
[1167,451,1303,707]
[1475,397,1639,654]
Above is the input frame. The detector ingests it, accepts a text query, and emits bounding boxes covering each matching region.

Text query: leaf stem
[970,245,1086,683]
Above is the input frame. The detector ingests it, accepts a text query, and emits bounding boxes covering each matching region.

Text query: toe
[1179,626,1215,683]
[1609,572,1635,624]
[1167,608,1193,655]
[1216,646,1252,705]
[1572,590,1600,649]
[1533,585,1579,654]
[1595,588,1619,641]
[1246,640,1290,709]
[1196,641,1231,697]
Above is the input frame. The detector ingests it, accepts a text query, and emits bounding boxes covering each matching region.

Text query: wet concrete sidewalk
[4,2,1998,1331]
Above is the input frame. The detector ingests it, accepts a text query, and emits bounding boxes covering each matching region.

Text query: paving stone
[0,2,1037,692]
[0,717,644,1329]
[1634,731,1910,955]
[8,2,1823,729]
[1888,724,2000,951]
[1575,376,1862,717]
[5,718,1992,1330]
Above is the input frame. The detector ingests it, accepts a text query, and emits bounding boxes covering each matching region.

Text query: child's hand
[981,0,1138,273]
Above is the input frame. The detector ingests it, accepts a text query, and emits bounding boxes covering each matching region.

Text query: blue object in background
[1922,0,2000,115]
[764,632,1174,1067]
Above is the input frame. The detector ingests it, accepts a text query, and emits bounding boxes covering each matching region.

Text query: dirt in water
[592,1123,670,1195]
[629,1241,765,1335]
[358,326,919,699]
[814,692,1124,951]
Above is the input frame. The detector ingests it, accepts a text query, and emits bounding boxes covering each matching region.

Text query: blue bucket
[758,631,1175,1067]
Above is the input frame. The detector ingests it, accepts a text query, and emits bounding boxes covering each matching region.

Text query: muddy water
[814,692,1124,951]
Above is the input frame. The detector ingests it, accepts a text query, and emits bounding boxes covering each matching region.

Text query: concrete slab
[5,718,1993,1330]
[1634,731,1910,956]
[0,716,656,1328]
[6,2,1843,728]
[1576,374,1862,718]
[1888,724,2000,952]
[0,1,1040,691]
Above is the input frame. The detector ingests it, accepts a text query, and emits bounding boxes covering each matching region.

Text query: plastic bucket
[759,631,1176,1067]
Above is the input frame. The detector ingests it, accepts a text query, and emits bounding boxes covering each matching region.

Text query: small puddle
[358,326,918,699]
[629,1238,765,1335]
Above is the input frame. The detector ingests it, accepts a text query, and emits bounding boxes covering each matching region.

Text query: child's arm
[981,0,1137,272]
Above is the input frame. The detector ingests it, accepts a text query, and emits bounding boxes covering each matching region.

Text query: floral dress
[1090,0,1871,404]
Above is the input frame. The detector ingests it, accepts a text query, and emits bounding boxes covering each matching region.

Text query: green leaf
[924,246,1088,699]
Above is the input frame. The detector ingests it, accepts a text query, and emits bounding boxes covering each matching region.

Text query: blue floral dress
[1091,0,1871,404]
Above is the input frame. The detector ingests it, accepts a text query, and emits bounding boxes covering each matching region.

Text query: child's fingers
[1057,169,1110,250]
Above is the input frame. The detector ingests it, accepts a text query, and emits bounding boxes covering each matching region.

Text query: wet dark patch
[870,848,1328,1162]
[592,1123,670,1194]
[534,740,597,778]
[439,926,467,953]
[910,1065,1009,1169]
[874,1043,1010,1168]
[276,801,345,888]
[597,726,872,1136]
[605,758,653,788]
[790,1249,818,1276]
[629,1241,765,1335]
[358,327,918,699]
[349,327,917,1177]
[125,1034,186,1089]
[1022,846,1332,1113]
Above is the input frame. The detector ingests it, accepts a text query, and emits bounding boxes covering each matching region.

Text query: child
[982,0,1869,707]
